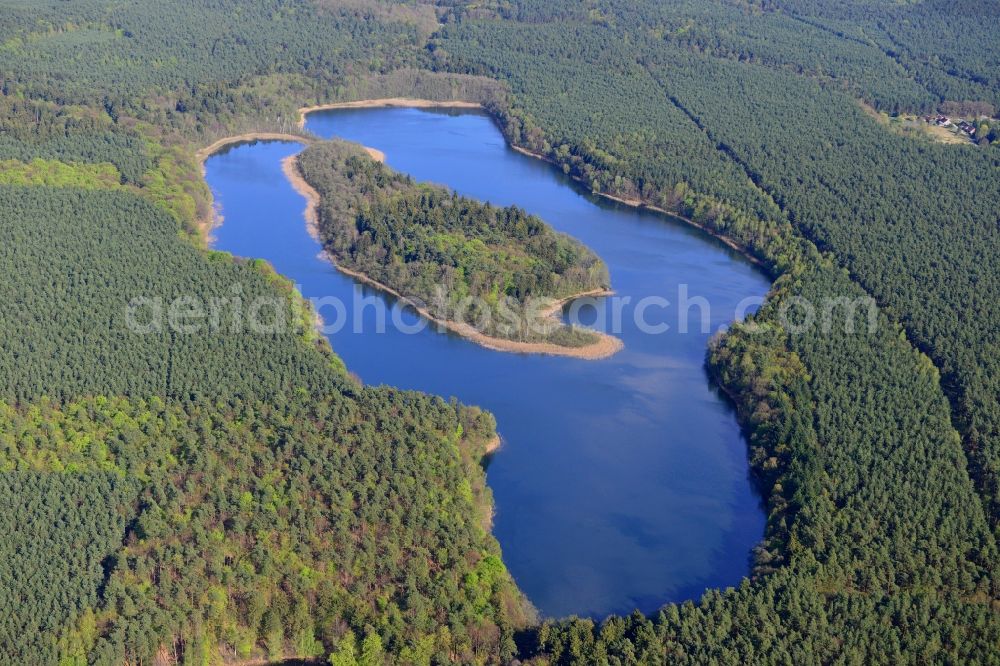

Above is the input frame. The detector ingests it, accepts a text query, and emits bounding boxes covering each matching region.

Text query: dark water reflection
[206,107,771,619]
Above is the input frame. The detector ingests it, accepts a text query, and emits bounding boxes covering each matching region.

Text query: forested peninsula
[0,0,998,664]
[294,140,619,358]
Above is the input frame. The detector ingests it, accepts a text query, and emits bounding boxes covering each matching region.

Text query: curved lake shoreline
[296,98,483,129]
[280,151,624,360]
[505,144,767,270]
[205,108,771,619]
[196,132,308,166]
[289,97,768,271]
[195,99,759,273]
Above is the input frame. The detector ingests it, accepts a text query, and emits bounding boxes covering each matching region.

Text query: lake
[205,107,771,619]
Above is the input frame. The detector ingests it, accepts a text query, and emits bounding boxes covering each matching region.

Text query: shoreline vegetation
[294,138,622,357]
[195,132,309,167]
[295,98,483,129]
[506,143,767,270]
[336,259,621,360]
[195,132,383,236]
[292,97,766,271]
[281,151,622,360]
[1,0,994,658]
[194,98,762,360]
[195,132,310,238]
[484,434,502,457]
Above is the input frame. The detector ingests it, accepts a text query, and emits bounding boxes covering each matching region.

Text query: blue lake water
[205,107,771,619]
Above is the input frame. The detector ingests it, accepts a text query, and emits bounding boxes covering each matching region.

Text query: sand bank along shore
[196,132,308,166]
[203,103,760,273]
[332,263,622,360]
[297,100,753,264]
[484,435,502,456]
[201,104,757,358]
[193,133,308,238]
[281,154,322,240]
[297,98,483,129]
[360,145,386,162]
[281,153,623,360]
[197,132,383,237]
[302,99,762,270]
[507,144,765,268]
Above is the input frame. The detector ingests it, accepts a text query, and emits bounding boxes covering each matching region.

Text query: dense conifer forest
[297,140,609,346]
[0,0,998,663]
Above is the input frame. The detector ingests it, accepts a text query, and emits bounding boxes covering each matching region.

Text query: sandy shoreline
[203,102,762,274]
[361,145,386,162]
[333,263,623,360]
[196,132,309,167]
[295,100,758,265]
[508,144,765,269]
[198,131,383,169]
[483,435,502,456]
[201,99,763,360]
[281,153,622,360]
[197,132,383,237]
[281,154,322,240]
[297,98,483,129]
[194,132,310,237]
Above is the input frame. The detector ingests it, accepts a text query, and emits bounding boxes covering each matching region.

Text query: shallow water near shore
[206,107,771,619]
